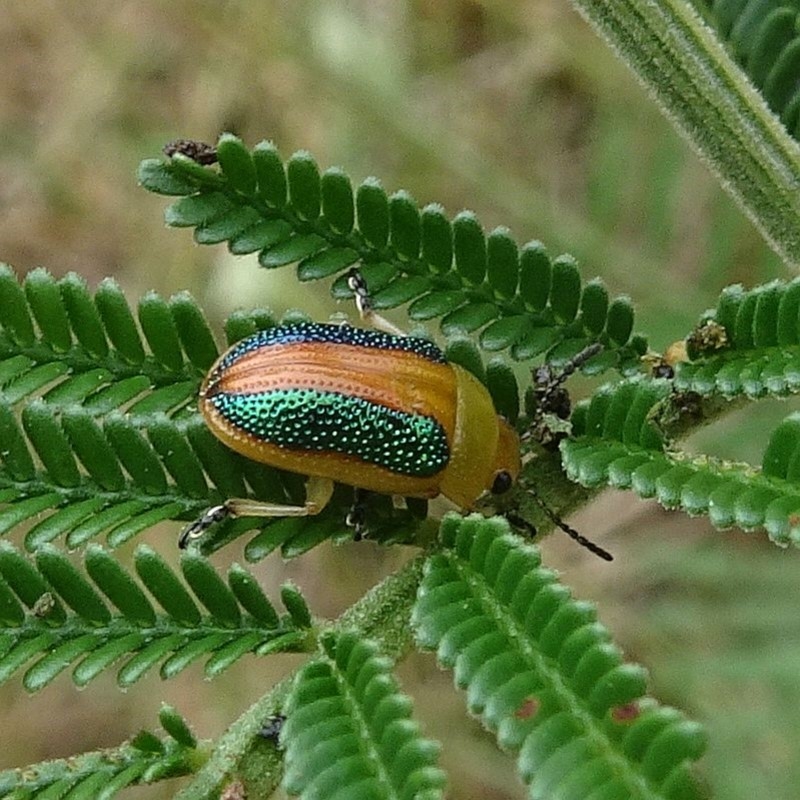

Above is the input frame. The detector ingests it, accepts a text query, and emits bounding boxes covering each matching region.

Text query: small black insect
[648,357,675,380]
[258,713,286,745]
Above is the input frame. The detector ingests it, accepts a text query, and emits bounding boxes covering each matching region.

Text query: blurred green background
[0,2,798,798]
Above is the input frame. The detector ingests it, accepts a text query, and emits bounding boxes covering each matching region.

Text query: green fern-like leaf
[0,397,276,551]
[563,378,800,547]
[0,265,216,393]
[412,514,707,800]
[0,704,201,799]
[282,630,446,800]
[0,542,311,691]
[139,135,648,374]
[0,264,259,547]
[674,278,800,398]
[700,0,800,139]
[0,265,427,554]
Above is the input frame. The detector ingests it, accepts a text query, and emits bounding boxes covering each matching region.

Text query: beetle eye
[491,470,513,495]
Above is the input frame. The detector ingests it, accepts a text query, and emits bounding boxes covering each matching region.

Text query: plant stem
[174,555,425,800]
[570,0,800,268]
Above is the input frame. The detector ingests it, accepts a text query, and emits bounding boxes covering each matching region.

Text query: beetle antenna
[534,499,613,561]
[532,342,603,418]
[525,343,603,449]
[549,341,603,384]
[506,494,613,562]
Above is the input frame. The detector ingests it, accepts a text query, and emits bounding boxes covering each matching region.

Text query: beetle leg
[178,505,229,547]
[347,267,407,336]
[345,487,370,540]
[179,476,335,547]
[228,476,335,518]
[525,342,604,449]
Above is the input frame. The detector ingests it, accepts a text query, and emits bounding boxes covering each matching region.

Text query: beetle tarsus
[346,267,407,336]
[346,488,369,540]
[347,266,379,327]
[347,268,371,316]
[179,504,230,548]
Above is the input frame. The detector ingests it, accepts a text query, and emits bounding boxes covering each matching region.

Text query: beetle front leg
[347,268,407,337]
[179,476,335,547]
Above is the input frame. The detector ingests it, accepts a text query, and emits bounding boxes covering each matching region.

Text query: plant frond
[412,514,707,800]
[675,278,800,398]
[0,266,427,552]
[0,542,312,691]
[282,631,446,800]
[0,397,284,549]
[168,559,425,800]
[699,1,800,140]
[239,487,432,563]
[0,704,201,799]
[0,264,216,402]
[563,378,800,548]
[139,135,648,374]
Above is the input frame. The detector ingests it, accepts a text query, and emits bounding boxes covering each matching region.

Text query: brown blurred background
[0,2,798,798]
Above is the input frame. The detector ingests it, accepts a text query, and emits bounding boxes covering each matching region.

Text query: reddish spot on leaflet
[515,696,540,720]
[611,702,641,723]
[221,780,246,800]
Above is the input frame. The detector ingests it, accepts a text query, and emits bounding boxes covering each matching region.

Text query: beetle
[181,268,612,560]
[180,319,521,545]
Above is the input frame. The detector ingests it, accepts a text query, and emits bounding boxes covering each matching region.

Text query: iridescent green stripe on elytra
[210,388,450,477]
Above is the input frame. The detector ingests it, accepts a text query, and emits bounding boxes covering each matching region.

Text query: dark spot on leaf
[611,702,640,722]
[32,592,56,618]
[514,696,540,719]
[163,139,218,165]
[220,779,246,800]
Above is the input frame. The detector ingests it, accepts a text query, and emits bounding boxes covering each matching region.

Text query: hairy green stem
[0,737,210,796]
[570,0,800,267]
[174,555,425,800]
